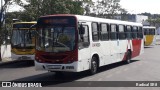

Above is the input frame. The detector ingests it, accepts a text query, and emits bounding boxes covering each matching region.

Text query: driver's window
[79,25,89,42]
[83,25,89,43]
[79,25,90,48]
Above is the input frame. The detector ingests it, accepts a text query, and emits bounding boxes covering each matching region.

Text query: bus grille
[41,55,67,61]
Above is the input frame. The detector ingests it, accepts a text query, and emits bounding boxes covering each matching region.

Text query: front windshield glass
[36,26,75,52]
[11,29,35,49]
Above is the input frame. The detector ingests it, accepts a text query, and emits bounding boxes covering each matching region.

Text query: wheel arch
[91,53,100,68]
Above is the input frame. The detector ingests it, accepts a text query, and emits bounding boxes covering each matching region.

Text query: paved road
[1,45,160,90]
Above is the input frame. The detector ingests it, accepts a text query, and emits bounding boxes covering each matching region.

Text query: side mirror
[79,25,85,35]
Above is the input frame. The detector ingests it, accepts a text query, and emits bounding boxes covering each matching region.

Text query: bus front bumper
[11,53,35,60]
[34,61,79,72]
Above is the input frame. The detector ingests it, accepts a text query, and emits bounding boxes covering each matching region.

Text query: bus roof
[75,15,142,26]
[13,21,37,24]
[39,14,142,27]
[143,26,156,29]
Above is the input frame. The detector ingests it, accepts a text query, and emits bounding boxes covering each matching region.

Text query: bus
[34,14,144,74]
[143,26,156,46]
[11,21,36,60]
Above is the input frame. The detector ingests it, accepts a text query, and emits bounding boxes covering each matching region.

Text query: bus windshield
[11,29,35,49]
[36,26,75,52]
[36,16,77,53]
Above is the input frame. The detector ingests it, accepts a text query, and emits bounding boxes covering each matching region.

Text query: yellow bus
[11,21,36,60]
[143,26,156,46]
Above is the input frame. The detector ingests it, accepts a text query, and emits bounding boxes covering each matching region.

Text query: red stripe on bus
[131,39,142,58]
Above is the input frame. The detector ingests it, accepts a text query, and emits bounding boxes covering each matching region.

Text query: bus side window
[153,29,155,35]
[100,23,109,41]
[82,25,89,43]
[145,29,149,35]
[137,27,143,39]
[110,24,118,40]
[150,29,155,35]
[126,26,132,39]
[132,26,138,39]
[118,25,126,40]
[149,29,152,35]
[79,25,90,48]
[144,29,146,35]
[152,29,155,35]
[92,22,99,41]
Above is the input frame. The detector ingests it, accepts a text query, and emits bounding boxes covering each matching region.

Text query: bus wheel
[90,57,98,75]
[125,51,131,64]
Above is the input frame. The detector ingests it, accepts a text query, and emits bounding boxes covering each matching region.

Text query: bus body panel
[140,39,145,55]
[35,61,79,72]
[145,35,155,46]
[119,40,128,61]
[11,53,35,60]
[77,21,91,71]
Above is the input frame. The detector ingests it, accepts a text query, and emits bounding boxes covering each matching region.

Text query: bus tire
[125,51,131,64]
[90,57,98,75]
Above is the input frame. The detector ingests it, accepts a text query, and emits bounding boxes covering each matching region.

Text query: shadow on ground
[144,46,154,48]
[10,60,139,87]
[0,60,34,68]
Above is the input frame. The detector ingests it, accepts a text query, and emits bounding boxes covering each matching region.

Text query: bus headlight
[35,57,42,62]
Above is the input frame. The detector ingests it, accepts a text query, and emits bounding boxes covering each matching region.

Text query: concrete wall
[1,45,11,61]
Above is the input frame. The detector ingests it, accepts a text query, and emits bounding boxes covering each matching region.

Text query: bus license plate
[20,56,30,60]
[46,65,61,69]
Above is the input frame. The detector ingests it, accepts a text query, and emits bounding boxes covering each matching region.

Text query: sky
[120,0,160,14]
[1,0,160,14]
[0,0,24,12]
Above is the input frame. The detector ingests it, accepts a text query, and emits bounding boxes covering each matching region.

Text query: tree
[0,0,20,31]
[14,0,87,21]
[1,0,11,34]
[90,0,127,18]
[141,12,160,27]
[147,18,160,27]
[0,0,15,61]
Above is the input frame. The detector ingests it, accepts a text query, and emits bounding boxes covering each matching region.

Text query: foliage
[3,0,92,38]
[14,0,86,21]
[0,0,15,60]
[147,18,160,26]
[3,0,127,43]
[0,0,20,46]
[88,0,127,18]
[141,12,160,26]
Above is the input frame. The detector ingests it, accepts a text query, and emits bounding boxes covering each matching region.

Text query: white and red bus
[34,14,144,74]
